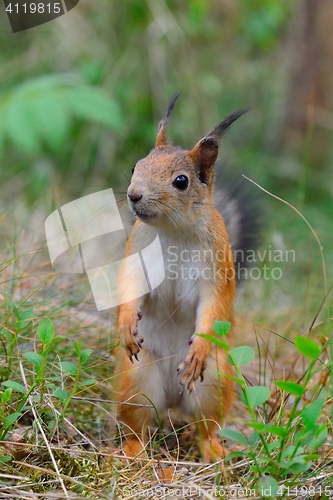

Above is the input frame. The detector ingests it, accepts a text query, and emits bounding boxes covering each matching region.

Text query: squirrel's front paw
[119,308,143,363]
[177,343,208,394]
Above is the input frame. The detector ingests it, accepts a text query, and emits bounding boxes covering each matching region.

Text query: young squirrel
[113,94,253,461]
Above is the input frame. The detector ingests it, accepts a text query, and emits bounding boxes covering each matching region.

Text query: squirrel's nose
[128,187,143,203]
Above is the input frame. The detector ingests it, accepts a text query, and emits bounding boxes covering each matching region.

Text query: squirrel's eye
[173,175,188,191]
[132,166,136,175]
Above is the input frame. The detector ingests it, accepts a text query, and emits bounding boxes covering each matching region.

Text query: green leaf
[264,425,287,439]
[280,457,312,474]
[1,76,125,157]
[248,431,260,446]
[31,395,40,404]
[80,60,104,85]
[6,300,18,314]
[295,426,327,448]
[302,398,325,427]
[53,388,70,401]
[33,95,70,151]
[64,87,123,131]
[0,118,5,156]
[219,428,248,446]
[1,388,12,404]
[281,444,298,459]
[79,378,97,386]
[246,422,266,432]
[60,361,78,376]
[48,420,56,432]
[22,351,43,369]
[257,475,279,498]
[1,328,13,342]
[295,336,321,360]
[212,320,231,337]
[37,318,55,345]
[2,381,26,394]
[3,412,22,428]
[268,440,281,452]
[72,340,80,356]
[17,309,34,329]
[80,349,92,364]
[224,451,247,460]
[13,74,77,94]
[6,98,40,154]
[223,374,244,384]
[242,385,270,407]
[0,456,12,463]
[295,427,315,444]
[316,425,328,447]
[196,333,229,350]
[275,381,304,397]
[229,346,255,366]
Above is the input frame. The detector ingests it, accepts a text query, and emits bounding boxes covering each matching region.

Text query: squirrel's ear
[190,137,219,183]
[156,92,181,147]
[190,108,250,183]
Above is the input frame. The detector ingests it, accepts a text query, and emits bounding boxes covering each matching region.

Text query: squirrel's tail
[215,166,262,282]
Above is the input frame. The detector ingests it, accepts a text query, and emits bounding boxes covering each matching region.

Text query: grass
[0,188,332,499]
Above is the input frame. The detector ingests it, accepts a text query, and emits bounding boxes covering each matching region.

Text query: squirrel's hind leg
[190,348,235,462]
[197,420,226,462]
[122,432,147,458]
[113,348,165,458]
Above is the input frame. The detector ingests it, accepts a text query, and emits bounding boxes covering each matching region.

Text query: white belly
[135,236,205,408]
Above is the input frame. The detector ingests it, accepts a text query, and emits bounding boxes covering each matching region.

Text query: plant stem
[58,356,82,422]
[228,353,271,475]
[274,358,316,477]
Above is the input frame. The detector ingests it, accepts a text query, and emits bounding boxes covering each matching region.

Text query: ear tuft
[156,91,181,147]
[207,108,250,141]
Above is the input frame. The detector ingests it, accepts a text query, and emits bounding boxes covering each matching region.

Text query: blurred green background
[0,0,332,318]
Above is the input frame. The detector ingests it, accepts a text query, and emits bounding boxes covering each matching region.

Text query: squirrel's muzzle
[127,187,143,203]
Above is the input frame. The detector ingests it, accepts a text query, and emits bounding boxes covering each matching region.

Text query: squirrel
[112,94,257,461]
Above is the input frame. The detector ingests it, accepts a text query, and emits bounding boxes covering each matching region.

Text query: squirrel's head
[128,93,248,229]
